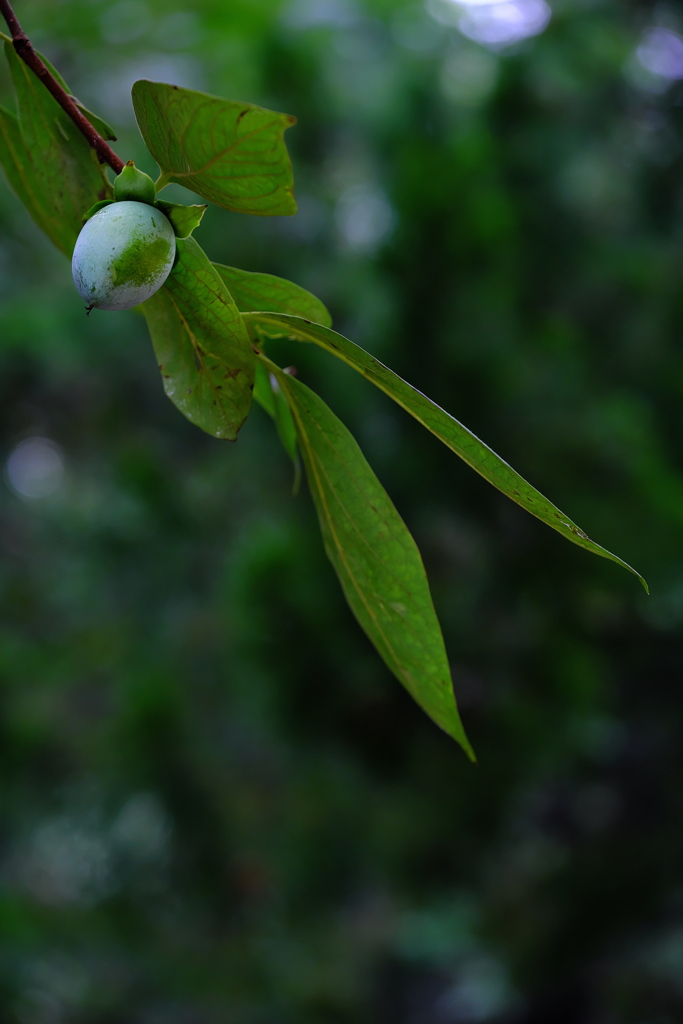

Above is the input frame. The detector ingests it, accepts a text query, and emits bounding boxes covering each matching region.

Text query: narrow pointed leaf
[214,264,331,325]
[132,80,297,216]
[246,314,647,590]
[253,360,276,418]
[72,101,117,142]
[37,51,117,140]
[254,362,298,463]
[2,42,112,255]
[254,362,301,491]
[142,237,255,440]
[264,357,474,757]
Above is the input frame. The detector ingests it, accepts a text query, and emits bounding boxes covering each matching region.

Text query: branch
[0,0,123,174]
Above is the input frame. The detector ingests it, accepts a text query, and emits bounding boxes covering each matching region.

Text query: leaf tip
[459,733,477,763]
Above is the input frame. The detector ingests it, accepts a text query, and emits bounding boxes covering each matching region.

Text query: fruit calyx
[113,161,157,205]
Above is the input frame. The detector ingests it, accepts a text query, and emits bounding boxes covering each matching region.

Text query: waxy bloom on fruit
[72,201,176,312]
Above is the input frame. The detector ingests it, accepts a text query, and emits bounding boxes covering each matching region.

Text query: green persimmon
[72,201,176,312]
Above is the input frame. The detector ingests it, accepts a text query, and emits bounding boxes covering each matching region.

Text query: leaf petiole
[154,170,172,192]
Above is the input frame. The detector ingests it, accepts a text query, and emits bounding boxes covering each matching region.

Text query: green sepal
[155,200,208,238]
[82,198,114,222]
[113,160,156,204]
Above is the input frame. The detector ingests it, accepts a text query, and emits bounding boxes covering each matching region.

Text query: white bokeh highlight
[636,28,683,81]
[336,184,395,253]
[427,0,551,49]
[5,437,65,500]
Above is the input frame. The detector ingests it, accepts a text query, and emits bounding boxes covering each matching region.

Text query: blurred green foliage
[1,0,683,1020]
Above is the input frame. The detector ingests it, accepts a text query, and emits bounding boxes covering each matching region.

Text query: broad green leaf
[214,264,331,326]
[155,200,207,238]
[0,103,66,248]
[264,356,474,758]
[246,314,647,591]
[2,41,112,255]
[131,80,297,216]
[141,237,255,440]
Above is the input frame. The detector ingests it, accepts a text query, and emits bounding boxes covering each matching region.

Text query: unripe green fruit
[113,160,157,205]
[72,201,176,312]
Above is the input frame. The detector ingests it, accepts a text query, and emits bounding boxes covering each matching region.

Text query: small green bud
[113,161,157,205]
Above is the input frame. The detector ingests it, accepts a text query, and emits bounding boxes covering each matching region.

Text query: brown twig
[0,0,123,173]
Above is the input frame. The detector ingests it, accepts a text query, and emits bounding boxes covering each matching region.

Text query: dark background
[1,0,682,1020]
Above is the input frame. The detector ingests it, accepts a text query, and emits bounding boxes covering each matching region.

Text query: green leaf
[263,355,474,758]
[72,100,117,143]
[253,360,276,417]
[245,314,648,591]
[37,51,117,141]
[254,361,301,491]
[155,200,208,238]
[214,263,331,326]
[131,80,297,216]
[0,103,65,247]
[141,237,255,440]
[1,41,112,256]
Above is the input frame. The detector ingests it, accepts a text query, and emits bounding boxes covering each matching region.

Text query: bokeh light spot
[336,184,395,253]
[427,0,551,49]
[636,27,683,81]
[5,438,65,500]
